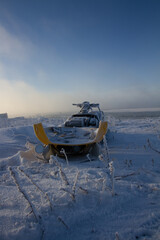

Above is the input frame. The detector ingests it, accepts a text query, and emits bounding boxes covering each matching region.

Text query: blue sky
[0,0,160,116]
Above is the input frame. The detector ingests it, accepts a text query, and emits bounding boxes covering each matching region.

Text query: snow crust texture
[0,115,160,240]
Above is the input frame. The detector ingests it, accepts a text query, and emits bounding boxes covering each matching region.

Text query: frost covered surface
[0,115,160,240]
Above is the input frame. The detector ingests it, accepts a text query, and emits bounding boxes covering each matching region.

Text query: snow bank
[0,113,8,128]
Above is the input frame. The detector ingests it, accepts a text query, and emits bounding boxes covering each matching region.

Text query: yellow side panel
[33,123,52,145]
[94,121,108,143]
[34,121,108,146]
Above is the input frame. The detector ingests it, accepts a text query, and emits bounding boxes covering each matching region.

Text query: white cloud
[0,24,32,60]
[0,78,85,116]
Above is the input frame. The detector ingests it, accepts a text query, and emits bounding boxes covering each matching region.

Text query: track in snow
[9,166,68,239]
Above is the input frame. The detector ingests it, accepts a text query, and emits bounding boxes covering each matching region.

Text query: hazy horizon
[2,106,160,118]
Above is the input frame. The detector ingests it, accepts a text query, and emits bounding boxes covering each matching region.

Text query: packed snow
[0,113,160,240]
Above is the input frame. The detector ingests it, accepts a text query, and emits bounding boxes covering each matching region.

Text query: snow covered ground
[0,113,160,240]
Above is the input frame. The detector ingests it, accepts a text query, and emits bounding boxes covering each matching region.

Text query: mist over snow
[1,77,160,117]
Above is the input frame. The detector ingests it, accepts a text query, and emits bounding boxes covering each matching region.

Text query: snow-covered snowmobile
[33,102,108,159]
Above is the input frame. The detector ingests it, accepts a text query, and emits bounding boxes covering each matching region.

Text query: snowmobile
[33,102,108,159]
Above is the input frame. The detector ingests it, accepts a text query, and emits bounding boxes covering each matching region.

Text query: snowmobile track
[9,166,69,236]
[9,166,46,239]
[18,167,53,211]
